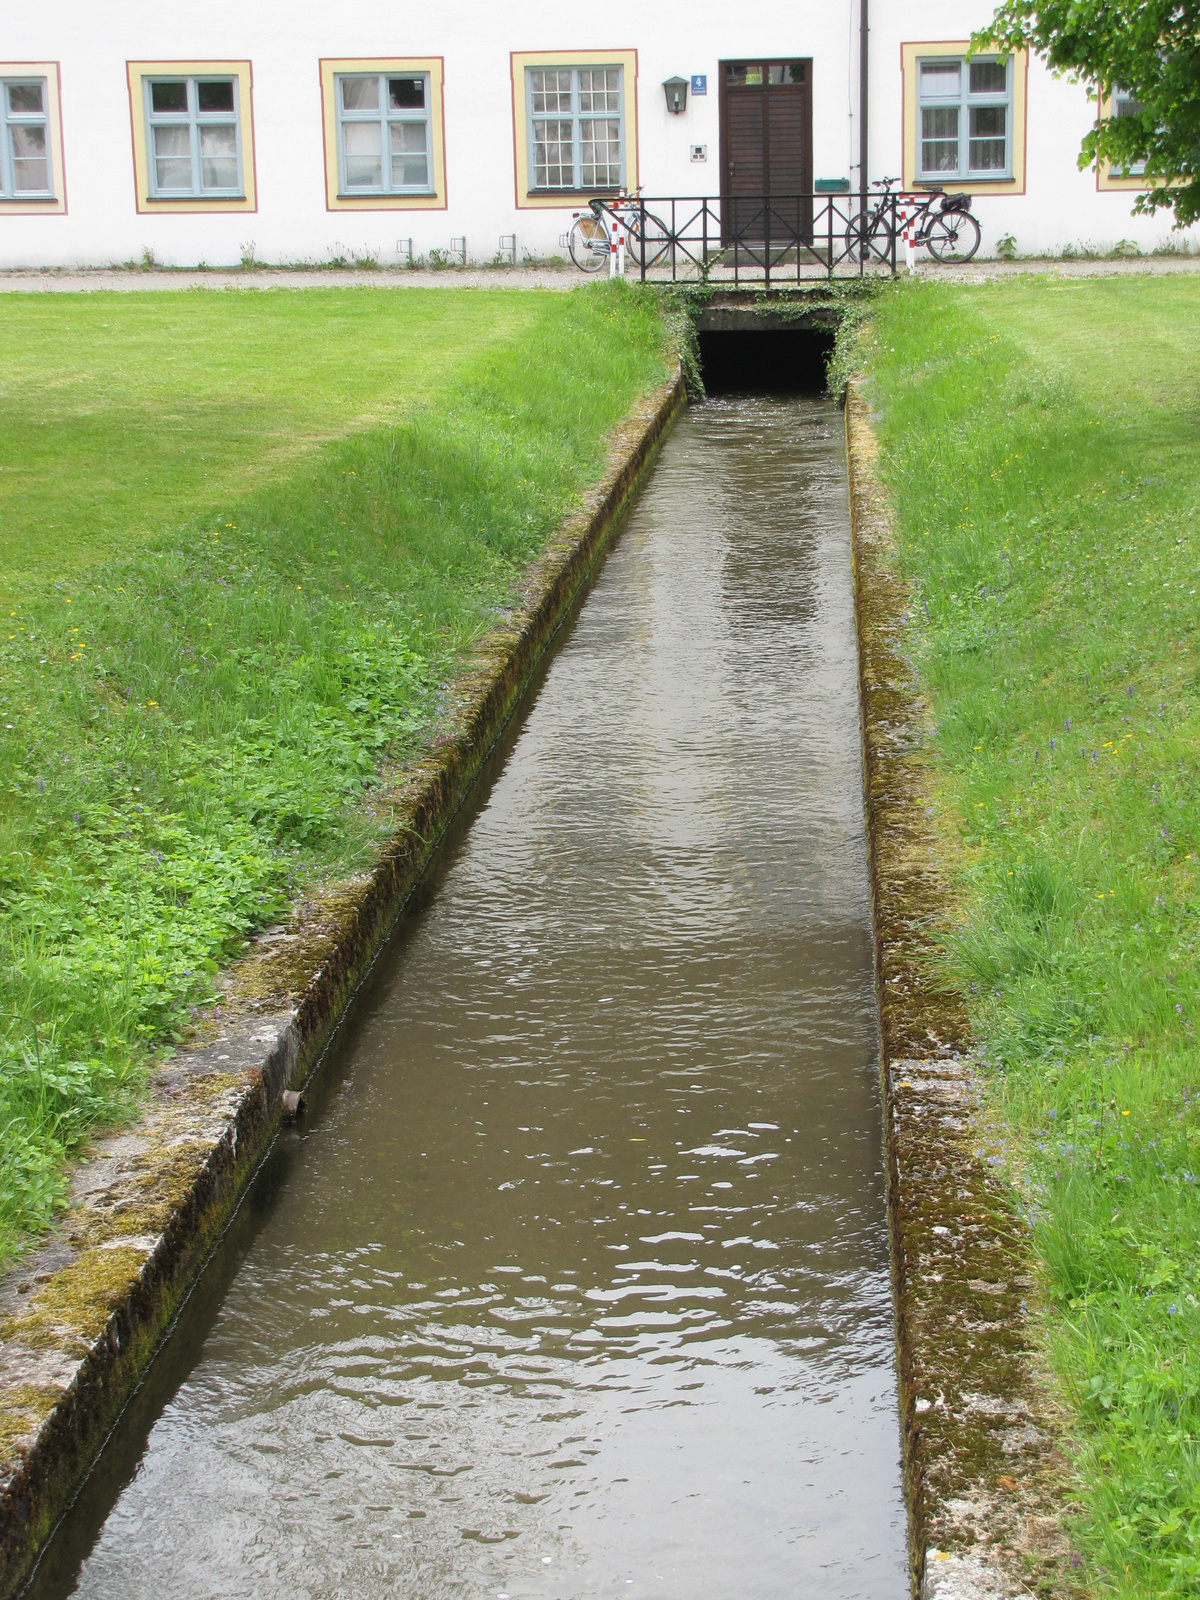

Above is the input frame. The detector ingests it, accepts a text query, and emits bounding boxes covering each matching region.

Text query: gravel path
[0,255,1196,292]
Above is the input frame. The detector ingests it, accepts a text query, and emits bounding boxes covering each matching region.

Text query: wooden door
[719,61,813,243]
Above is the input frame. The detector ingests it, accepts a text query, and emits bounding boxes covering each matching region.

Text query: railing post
[702,200,708,280]
[764,194,771,289]
[890,192,898,275]
[639,198,647,282]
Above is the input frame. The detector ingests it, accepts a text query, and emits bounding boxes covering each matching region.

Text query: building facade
[2,0,1195,270]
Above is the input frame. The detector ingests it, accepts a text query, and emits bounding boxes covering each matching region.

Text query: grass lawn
[0,283,669,1261]
[864,275,1200,1596]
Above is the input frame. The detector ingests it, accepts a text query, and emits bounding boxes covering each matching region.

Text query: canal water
[29,397,908,1600]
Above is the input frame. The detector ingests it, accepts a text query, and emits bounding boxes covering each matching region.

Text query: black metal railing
[611,192,900,283]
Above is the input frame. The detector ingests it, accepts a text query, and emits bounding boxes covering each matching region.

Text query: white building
[2,0,1195,270]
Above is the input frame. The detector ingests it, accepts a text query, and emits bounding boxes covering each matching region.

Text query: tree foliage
[976,1,1200,225]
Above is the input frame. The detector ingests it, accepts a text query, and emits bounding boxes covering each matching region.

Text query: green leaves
[977,1,1200,225]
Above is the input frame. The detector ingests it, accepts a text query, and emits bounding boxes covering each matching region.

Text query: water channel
[29,395,908,1600]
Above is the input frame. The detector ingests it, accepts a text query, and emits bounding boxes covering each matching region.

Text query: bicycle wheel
[843,210,891,266]
[924,211,981,264]
[628,211,671,272]
[568,213,609,272]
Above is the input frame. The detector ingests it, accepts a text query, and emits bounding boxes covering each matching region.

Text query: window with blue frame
[143,75,243,198]
[1,77,52,198]
[917,56,1013,182]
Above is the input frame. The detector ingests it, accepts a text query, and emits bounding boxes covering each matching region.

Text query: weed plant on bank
[864,275,1200,1596]
[0,283,668,1261]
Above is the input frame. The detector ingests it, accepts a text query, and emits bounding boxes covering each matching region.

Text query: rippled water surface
[33,398,907,1600]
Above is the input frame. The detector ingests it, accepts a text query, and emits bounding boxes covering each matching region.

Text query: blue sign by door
[691,74,707,96]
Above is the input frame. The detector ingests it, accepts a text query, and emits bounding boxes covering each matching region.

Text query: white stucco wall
[2,0,1195,269]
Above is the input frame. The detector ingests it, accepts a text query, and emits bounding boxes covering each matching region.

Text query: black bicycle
[846,176,982,265]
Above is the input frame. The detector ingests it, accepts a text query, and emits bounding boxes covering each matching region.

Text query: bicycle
[845,176,982,265]
[568,190,672,273]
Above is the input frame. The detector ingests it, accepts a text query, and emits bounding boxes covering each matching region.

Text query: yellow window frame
[0,62,66,214]
[127,60,256,214]
[319,57,447,211]
[510,48,638,208]
[1095,90,1167,193]
[901,41,1028,196]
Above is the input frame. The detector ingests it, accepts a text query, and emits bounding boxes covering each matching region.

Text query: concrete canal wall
[846,384,1078,1600]
[0,371,685,1600]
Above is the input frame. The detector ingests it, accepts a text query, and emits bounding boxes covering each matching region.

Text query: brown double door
[719,60,813,244]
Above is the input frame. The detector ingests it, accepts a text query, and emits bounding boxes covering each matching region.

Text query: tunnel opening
[697,326,836,396]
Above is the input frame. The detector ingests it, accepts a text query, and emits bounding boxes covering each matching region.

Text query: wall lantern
[662,76,689,114]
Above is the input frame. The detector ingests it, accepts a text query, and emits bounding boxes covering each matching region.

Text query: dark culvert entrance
[697,326,836,394]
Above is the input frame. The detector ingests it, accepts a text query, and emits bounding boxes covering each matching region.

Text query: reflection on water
[32,399,907,1600]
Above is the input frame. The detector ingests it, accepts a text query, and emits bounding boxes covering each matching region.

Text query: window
[917,56,1013,181]
[510,50,638,208]
[1,77,52,198]
[903,43,1026,194]
[319,58,445,211]
[1111,87,1147,177]
[725,62,807,86]
[0,65,64,209]
[335,72,431,194]
[127,62,255,213]
[527,65,624,191]
[143,75,242,197]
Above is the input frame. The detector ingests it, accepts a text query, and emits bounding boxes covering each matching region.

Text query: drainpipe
[859,0,869,224]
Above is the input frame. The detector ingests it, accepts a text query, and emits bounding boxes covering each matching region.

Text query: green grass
[0,283,669,1260]
[863,275,1200,1596]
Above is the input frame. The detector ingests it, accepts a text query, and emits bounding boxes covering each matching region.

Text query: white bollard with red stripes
[609,220,625,278]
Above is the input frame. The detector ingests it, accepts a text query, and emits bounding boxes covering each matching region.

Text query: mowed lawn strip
[0,283,669,1260]
[0,287,542,595]
[864,275,1200,1597]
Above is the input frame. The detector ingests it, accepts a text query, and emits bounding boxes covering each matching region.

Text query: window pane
[201,158,238,188]
[12,158,50,191]
[153,124,190,156]
[10,123,46,157]
[919,62,960,98]
[579,117,620,187]
[199,123,236,156]
[153,122,192,189]
[154,160,193,189]
[341,76,379,113]
[921,105,959,171]
[389,77,424,110]
[1114,89,1144,119]
[530,70,571,115]
[197,80,235,113]
[578,68,619,115]
[7,82,44,114]
[390,121,426,154]
[343,120,382,186]
[198,123,238,188]
[390,119,428,185]
[725,63,763,86]
[969,105,1007,169]
[768,63,805,84]
[150,81,188,114]
[533,118,573,188]
[969,60,1007,95]
[11,123,50,192]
